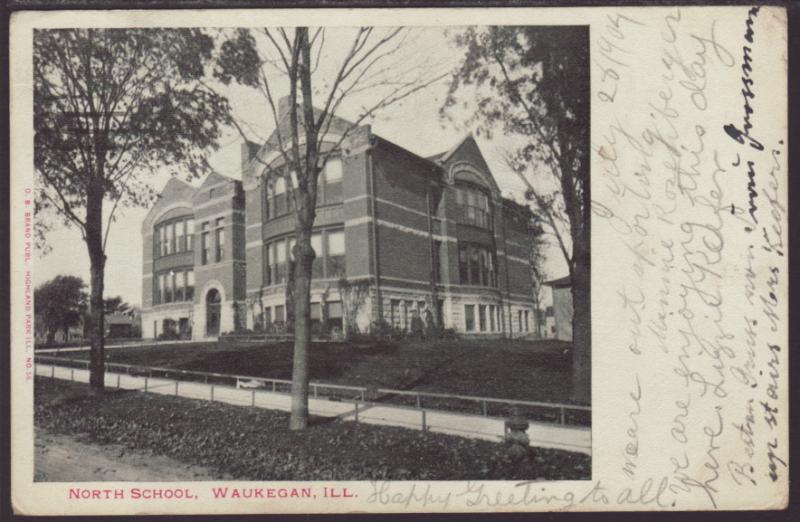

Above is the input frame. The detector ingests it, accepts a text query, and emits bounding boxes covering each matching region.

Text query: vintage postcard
[9,5,788,515]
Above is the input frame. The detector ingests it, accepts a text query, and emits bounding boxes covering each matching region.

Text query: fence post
[560,408,565,425]
[144,376,148,392]
[272,381,276,393]
[51,365,55,378]
[117,374,121,389]
[210,384,215,402]
[313,384,318,398]
[175,381,179,396]
[354,401,359,423]
[421,410,427,432]
[70,368,74,381]
[416,394,421,409]
[482,400,488,416]
[251,389,256,407]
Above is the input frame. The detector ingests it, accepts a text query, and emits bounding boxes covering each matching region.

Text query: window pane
[175,271,184,301]
[276,239,286,262]
[325,158,343,181]
[275,305,285,322]
[325,181,343,204]
[327,230,345,256]
[274,176,285,195]
[311,233,322,256]
[479,305,487,331]
[165,225,172,255]
[186,270,194,301]
[186,219,194,250]
[176,221,185,252]
[327,301,343,318]
[465,304,475,331]
[310,302,321,320]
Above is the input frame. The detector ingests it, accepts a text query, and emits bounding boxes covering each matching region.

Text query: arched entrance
[206,288,221,336]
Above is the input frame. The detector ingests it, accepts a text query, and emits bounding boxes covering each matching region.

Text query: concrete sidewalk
[36,339,201,354]
[36,363,591,456]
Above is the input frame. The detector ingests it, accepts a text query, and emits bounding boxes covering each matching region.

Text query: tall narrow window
[326,229,346,277]
[215,218,225,262]
[478,304,487,332]
[156,274,164,304]
[324,158,343,204]
[458,244,469,283]
[390,300,401,329]
[175,271,185,301]
[433,240,442,283]
[274,176,286,216]
[186,219,194,251]
[164,224,172,256]
[201,223,210,265]
[165,272,173,303]
[275,304,285,323]
[275,239,287,284]
[264,243,274,286]
[464,304,475,332]
[311,232,323,279]
[175,221,185,252]
[489,305,496,331]
[186,270,195,301]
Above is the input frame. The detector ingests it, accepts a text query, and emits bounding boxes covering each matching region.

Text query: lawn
[49,337,583,405]
[35,378,590,481]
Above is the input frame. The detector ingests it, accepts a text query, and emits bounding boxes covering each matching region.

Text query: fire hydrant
[505,409,530,459]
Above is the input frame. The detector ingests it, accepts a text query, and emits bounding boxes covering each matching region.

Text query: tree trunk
[285,256,296,334]
[289,227,315,430]
[570,240,591,405]
[85,188,106,393]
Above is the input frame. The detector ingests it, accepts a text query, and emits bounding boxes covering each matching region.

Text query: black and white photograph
[30,23,591,483]
[10,4,790,516]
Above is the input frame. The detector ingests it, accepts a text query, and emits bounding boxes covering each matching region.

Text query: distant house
[105,312,137,338]
[545,276,572,341]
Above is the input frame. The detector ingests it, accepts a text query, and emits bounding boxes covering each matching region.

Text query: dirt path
[35,429,228,482]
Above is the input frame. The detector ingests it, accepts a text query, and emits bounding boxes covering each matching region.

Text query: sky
[34,27,569,307]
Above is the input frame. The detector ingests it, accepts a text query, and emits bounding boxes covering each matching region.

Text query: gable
[443,137,499,194]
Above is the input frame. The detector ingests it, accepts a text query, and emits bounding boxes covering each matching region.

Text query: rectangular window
[264,307,272,325]
[327,301,343,331]
[404,300,414,330]
[274,176,287,216]
[264,243,273,286]
[310,302,321,329]
[275,239,286,284]
[459,244,469,284]
[274,304,285,323]
[518,310,523,332]
[324,158,343,204]
[215,218,225,262]
[478,304,487,332]
[186,219,194,251]
[164,225,171,256]
[155,273,163,304]
[311,232,323,279]
[201,223,210,265]
[470,248,481,284]
[390,299,401,329]
[489,305,496,331]
[186,270,194,301]
[165,272,173,303]
[464,304,475,332]
[525,310,530,332]
[175,271,185,301]
[326,229,346,278]
[176,221,185,252]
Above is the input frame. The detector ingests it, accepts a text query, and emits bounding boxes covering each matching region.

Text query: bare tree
[215,27,446,429]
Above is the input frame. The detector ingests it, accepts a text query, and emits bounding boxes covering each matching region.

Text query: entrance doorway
[206,288,221,336]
